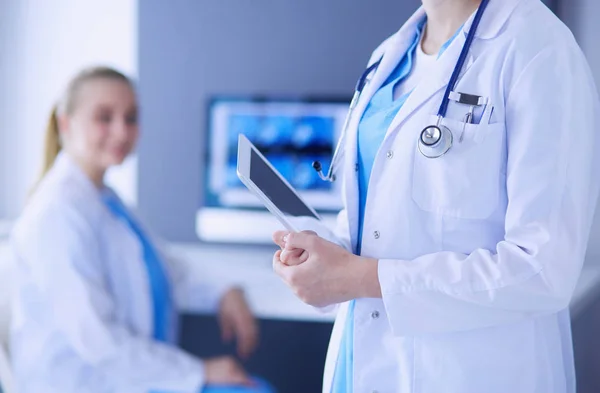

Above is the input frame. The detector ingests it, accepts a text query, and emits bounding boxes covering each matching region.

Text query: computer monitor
[197,96,349,243]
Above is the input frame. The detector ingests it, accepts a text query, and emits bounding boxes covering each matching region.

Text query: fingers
[284,230,319,251]
[231,301,259,359]
[278,230,315,266]
[219,289,259,359]
[272,250,289,278]
[273,230,316,249]
[280,247,308,266]
[218,292,236,343]
[273,249,282,269]
[273,250,299,286]
[219,314,234,343]
[272,230,290,249]
[235,315,259,359]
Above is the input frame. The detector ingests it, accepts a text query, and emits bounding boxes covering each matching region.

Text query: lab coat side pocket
[411,115,505,220]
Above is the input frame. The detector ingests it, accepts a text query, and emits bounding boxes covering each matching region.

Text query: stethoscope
[313,0,490,182]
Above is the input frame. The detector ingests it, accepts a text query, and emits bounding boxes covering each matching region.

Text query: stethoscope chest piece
[418,120,453,158]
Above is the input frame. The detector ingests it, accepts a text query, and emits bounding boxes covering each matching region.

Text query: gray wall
[560,0,600,261]
[560,0,600,87]
[138,0,421,241]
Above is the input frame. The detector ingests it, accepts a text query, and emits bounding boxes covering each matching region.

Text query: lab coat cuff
[377,258,419,336]
[378,258,411,296]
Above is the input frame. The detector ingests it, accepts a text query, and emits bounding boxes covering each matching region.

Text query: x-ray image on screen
[204,97,349,213]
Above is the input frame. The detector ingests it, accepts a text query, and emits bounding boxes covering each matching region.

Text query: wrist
[350,255,382,299]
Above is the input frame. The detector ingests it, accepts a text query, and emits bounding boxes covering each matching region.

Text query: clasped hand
[271,230,381,308]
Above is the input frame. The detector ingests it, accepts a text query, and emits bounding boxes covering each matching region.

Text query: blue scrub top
[331,19,461,393]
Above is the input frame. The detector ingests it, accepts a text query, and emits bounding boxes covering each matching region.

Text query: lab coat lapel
[53,153,155,337]
[343,9,426,251]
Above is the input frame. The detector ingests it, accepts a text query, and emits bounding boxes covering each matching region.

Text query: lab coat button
[386,150,394,159]
[373,231,380,239]
[355,163,359,172]
[371,310,380,319]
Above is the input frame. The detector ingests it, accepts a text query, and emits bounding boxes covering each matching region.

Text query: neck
[68,152,106,188]
[421,0,482,55]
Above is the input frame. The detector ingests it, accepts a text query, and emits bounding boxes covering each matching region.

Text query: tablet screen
[250,149,319,219]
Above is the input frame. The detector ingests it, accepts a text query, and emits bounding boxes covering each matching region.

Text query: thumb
[272,230,290,249]
[284,230,318,251]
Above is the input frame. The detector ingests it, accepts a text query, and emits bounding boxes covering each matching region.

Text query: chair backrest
[0,342,14,393]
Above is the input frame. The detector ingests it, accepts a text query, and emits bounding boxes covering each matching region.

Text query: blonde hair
[39,66,133,180]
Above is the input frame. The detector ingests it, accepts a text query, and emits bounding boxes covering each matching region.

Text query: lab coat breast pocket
[411,115,505,219]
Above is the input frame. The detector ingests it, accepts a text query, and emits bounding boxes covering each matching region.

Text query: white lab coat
[323,0,600,392]
[9,153,228,393]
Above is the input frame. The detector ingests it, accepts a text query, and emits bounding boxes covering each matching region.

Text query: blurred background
[0,1,599,392]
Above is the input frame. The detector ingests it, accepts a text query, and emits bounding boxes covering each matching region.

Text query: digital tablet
[237,133,321,232]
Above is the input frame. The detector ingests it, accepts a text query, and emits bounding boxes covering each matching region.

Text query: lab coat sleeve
[18,204,205,393]
[377,45,600,335]
[332,208,353,252]
[312,209,352,314]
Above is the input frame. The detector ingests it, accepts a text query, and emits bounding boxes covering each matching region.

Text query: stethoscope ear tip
[313,160,335,182]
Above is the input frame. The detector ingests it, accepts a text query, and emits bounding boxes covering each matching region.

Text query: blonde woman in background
[9,67,275,393]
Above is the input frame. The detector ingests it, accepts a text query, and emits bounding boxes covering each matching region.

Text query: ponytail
[40,106,62,179]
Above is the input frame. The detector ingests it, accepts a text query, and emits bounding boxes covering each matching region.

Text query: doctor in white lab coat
[273,0,600,392]
[10,67,269,393]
